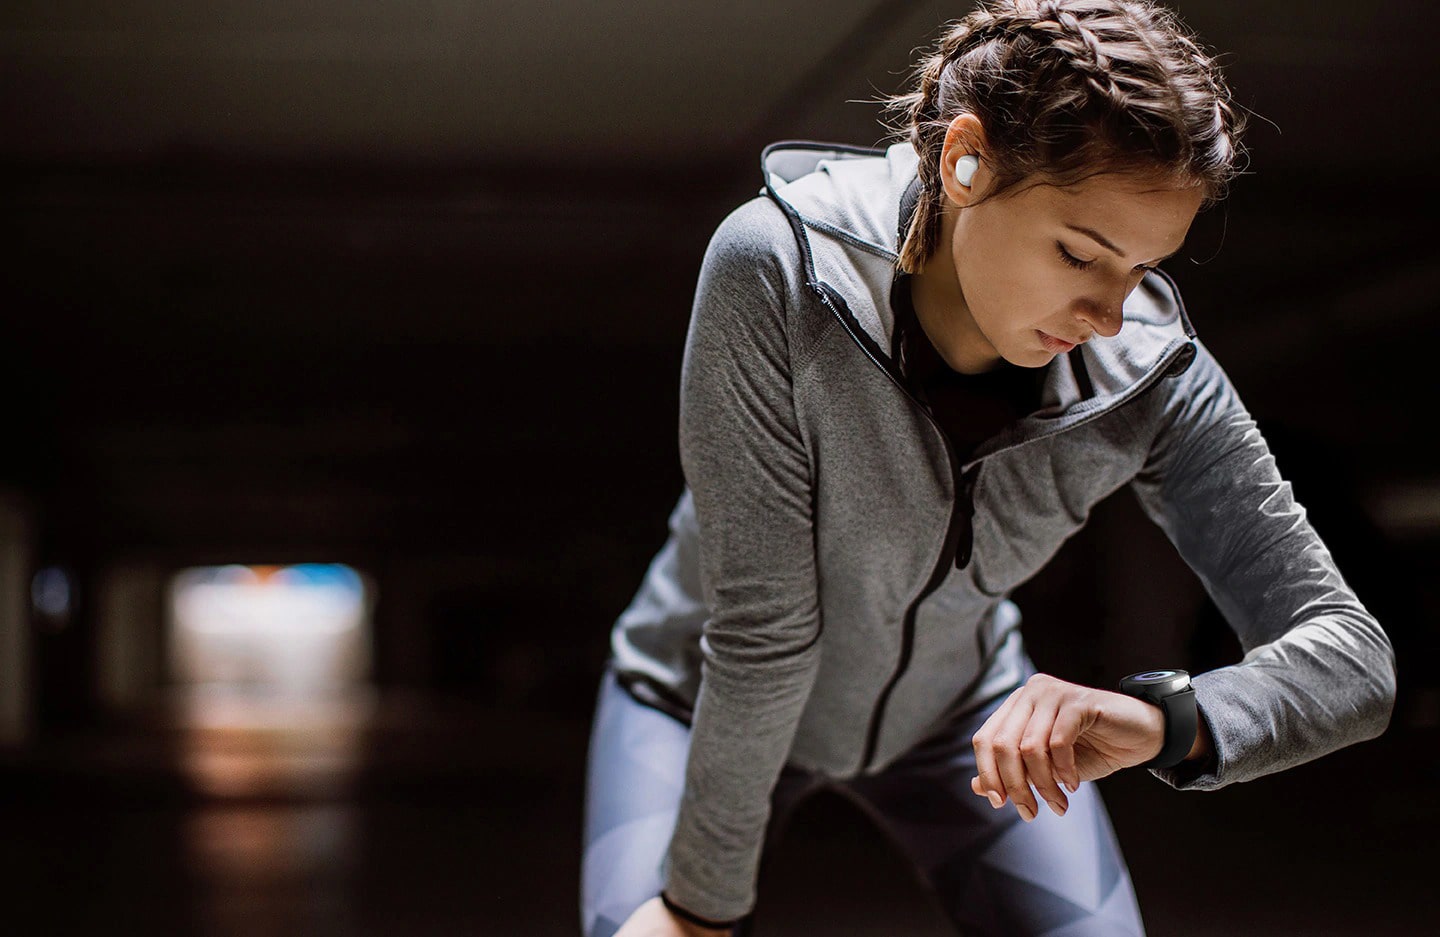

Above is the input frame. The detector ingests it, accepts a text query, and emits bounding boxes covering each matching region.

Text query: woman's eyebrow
[1063,223,1183,264]
[1064,224,1124,255]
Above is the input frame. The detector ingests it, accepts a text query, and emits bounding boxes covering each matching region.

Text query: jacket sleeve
[1128,338,1397,791]
[660,199,824,923]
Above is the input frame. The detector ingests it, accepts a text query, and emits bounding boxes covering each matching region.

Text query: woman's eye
[1055,242,1094,271]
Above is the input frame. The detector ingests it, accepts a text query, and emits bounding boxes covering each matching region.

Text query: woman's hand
[968,673,1167,821]
[612,896,734,937]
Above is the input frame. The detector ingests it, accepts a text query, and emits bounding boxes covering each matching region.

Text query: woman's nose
[1074,297,1124,338]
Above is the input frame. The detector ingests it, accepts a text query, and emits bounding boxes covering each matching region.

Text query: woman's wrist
[1184,710,1213,762]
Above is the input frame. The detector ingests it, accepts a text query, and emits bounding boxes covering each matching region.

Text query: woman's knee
[581,668,692,936]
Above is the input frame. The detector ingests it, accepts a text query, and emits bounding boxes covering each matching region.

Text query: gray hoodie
[608,141,1397,924]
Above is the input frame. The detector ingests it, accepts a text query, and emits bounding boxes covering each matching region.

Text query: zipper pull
[954,465,980,569]
[960,464,980,512]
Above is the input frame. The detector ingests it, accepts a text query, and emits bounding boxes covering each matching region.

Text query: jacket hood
[759,140,1198,413]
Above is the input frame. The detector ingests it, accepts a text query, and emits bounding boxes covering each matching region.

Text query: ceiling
[3,1,1436,172]
[4,1,1438,549]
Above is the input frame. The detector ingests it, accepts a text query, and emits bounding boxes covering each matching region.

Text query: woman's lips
[1038,330,1077,353]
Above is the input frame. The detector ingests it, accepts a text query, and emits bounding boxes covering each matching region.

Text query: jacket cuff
[1147,681,1228,790]
[660,891,739,932]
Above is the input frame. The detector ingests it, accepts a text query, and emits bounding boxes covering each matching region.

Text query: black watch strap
[1118,670,1197,770]
[1146,686,1197,768]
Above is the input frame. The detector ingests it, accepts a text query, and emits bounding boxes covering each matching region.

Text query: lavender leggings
[581,658,1146,937]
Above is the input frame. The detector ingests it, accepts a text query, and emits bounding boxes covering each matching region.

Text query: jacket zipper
[810,282,978,772]
[861,452,977,772]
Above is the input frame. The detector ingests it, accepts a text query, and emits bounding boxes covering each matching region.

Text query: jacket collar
[760,139,1198,448]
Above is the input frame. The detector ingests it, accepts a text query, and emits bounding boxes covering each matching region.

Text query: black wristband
[659,891,739,932]
[1118,669,1198,769]
[1144,686,1197,768]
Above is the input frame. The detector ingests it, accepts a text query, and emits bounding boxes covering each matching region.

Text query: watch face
[1125,669,1191,696]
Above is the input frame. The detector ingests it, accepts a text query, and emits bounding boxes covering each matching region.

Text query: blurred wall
[2,1,1436,732]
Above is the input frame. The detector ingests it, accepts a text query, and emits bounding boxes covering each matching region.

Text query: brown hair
[882,0,1248,273]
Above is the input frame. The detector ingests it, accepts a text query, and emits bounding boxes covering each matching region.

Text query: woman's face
[913,141,1205,374]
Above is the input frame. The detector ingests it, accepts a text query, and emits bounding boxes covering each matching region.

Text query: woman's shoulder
[703,194,806,275]
[693,195,813,314]
[689,195,839,366]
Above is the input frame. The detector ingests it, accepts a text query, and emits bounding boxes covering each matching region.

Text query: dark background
[2,2,1438,935]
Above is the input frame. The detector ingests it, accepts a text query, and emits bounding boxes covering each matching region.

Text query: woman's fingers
[972,674,1094,821]
[1019,696,1070,818]
[971,686,1023,809]
[992,693,1040,820]
[975,688,1040,821]
[1048,699,1087,794]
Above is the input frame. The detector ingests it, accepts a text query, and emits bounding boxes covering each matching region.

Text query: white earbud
[955,154,979,188]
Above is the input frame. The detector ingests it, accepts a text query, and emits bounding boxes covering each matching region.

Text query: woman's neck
[909,211,1004,375]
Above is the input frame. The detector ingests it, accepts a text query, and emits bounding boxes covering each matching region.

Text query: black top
[888,271,1047,464]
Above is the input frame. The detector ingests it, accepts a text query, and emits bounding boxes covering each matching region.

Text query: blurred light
[174,563,365,636]
[169,563,371,693]
[1366,481,1440,540]
[31,566,74,631]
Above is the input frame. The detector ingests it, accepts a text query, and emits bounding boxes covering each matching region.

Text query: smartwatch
[1118,669,1197,769]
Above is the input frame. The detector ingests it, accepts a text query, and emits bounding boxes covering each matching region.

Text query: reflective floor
[1,685,1435,937]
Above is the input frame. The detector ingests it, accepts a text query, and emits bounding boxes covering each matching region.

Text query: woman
[581,1,1397,935]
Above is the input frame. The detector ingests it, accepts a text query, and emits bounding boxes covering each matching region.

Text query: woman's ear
[938,112,989,206]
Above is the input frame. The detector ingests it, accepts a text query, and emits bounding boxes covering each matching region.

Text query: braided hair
[882,0,1247,273]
